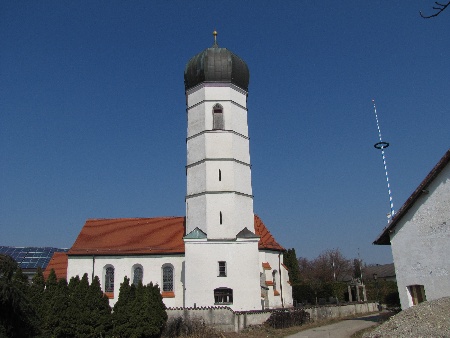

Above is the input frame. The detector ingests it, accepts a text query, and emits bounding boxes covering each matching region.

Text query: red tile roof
[374,149,450,245]
[262,262,272,270]
[254,215,285,251]
[68,217,186,255]
[68,215,284,256]
[44,252,68,280]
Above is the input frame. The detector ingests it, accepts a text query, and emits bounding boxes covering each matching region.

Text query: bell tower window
[213,104,224,130]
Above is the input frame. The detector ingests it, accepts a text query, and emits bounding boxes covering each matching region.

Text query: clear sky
[1,1,449,265]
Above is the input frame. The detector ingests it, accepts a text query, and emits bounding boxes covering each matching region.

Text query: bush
[162,317,219,337]
[265,309,310,329]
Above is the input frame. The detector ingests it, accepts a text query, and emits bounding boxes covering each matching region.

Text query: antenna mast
[372,100,395,220]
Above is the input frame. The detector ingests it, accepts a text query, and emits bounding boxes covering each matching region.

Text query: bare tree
[420,1,450,18]
[297,248,353,284]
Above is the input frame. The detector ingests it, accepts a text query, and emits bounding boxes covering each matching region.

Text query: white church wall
[232,162,252,195]
[184,239,261,311]
[67,254,185,308]
[187,134,250,166]
[187,104,206,137]
[204,193,254,239]
[186,85,248,136]
[259,250,293,308]
[186,162,207,195]
[186,195,207,234]
[390,164,450,309]
[187,161,251,195]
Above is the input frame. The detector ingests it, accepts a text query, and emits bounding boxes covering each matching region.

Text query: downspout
[92,255,95,282]
[278,252,284,308]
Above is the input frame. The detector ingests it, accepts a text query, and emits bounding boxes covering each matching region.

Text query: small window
[133,266,143,286]
[162,265,174,292]
[408,285,426,305]
[220,211,223,224]
[218,261,227,277]
[105,266,114,293]
[213,104,224,130]
[219,169,222,181]
[214,287,233,304]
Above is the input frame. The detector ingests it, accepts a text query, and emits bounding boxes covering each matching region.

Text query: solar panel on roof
[0,246,68,270]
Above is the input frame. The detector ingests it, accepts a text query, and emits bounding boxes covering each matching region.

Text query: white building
[48,34,293,311]
[374,149,450,309]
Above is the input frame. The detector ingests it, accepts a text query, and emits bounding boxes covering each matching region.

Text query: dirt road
[285,313,381,338]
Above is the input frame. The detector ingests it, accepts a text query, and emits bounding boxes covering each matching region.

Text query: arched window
[105,266,114,293]
[213,104,224,130]
[214,287,233,304]
[133,266,143,286]
[162,265,174,292]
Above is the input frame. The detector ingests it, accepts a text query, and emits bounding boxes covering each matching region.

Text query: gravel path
[363,297,450,338]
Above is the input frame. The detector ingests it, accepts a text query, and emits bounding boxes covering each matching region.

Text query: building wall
[259,250,293,309]
[67,254,185,308]
[390,164,450,309]
[184,239,261,311]
[185,83,253,238]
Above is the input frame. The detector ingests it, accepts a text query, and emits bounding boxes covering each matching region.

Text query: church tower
[183,32,261,310]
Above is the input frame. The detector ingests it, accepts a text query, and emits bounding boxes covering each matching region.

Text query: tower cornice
[186,129,249,142]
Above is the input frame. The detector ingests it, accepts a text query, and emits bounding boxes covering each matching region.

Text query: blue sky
[1,1,449,265]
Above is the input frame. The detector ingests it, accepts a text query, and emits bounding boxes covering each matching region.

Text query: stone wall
[167,302,378,332]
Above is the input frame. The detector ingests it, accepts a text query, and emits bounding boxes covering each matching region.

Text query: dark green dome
[184,41,250,91]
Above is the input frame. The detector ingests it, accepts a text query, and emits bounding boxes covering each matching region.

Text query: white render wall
[184,239,261,311]
[67,255,185,308]
[187,161,252,196]
[259,250,293,309]
[187,133,250,165]
[185,82,254,238]
[390,164,450,309]
[186,193,254,238]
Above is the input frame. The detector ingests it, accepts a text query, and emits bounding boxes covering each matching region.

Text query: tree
[0,254,38,337]
[420,1,450,18]
[283,248,300,284]
[294,249,354,304]
[113,277,167,338]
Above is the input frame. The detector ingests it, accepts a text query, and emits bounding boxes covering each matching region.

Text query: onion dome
[184,31,250,91]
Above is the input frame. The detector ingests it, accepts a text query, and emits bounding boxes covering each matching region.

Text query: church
[48,33,293,311]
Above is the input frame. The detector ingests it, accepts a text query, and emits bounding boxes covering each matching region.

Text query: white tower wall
[184,239,261,311]
[185,83,253,237]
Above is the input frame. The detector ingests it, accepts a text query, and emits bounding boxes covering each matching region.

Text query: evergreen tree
[283,248,301,284]
[29,267,45,336]
[88,276,112,337]
[113,278,167,338]
[113,277,136,337]
[0,254,38,337]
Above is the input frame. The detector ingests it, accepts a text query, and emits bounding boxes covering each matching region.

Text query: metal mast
[372,99,395,220]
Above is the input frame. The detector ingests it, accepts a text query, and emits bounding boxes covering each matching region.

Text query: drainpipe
[278,252,284,308]
[92,255,95,282]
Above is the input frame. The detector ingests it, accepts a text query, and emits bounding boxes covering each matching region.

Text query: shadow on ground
[347,314,381,322]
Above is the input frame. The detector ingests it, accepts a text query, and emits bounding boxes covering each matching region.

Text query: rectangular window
[213,109,224,130]
[218,261,227,277]
[408,285,426,305]
[214,288,233,304]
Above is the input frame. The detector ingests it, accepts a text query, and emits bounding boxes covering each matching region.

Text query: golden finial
[213,30,218,46]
